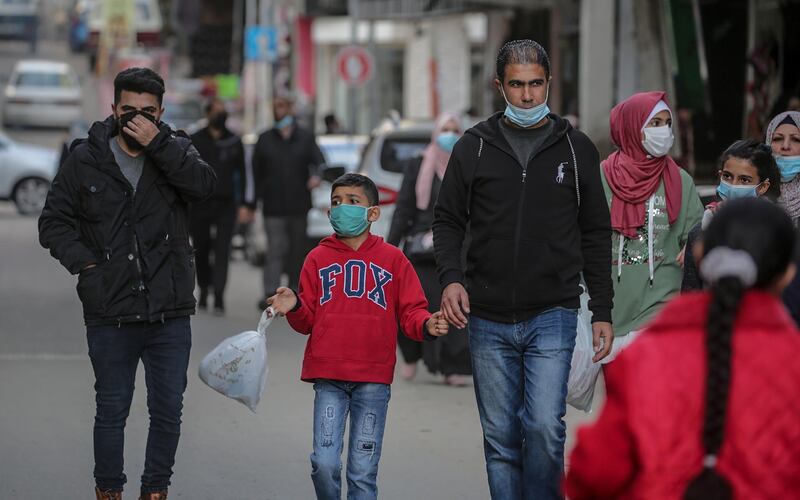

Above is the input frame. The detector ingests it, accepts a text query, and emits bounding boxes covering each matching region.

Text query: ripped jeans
[310,380,391,500]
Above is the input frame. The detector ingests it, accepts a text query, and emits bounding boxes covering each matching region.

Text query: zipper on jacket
[511,165,529,323]
[132,233,146,294]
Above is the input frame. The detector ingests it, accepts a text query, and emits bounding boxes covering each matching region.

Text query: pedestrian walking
[432,39,614,499]
[387,111,472,386]
[246,94,325,309]
[566,198,800,500]
[267,173,449,500]
[601,91,703,340]
[681,139,779,291]
[189,98,247,315]
[38,67,216,500]
[766,110,800,324]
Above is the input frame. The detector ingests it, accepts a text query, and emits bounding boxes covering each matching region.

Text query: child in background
[566,198,800,499]
[267,173,449,500]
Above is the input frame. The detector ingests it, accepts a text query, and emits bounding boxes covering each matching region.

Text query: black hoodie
[432,112,613,324]
[39,116,217,325]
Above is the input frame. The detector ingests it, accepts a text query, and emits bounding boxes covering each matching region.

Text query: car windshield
[379,137,429,173]
[15,71,76,88]
[320,143,363,172]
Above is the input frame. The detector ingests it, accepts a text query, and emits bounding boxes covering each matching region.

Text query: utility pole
[348,0,358,134]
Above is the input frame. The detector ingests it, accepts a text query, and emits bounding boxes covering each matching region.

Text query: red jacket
[287,234,431,384]
[566,291,800,500]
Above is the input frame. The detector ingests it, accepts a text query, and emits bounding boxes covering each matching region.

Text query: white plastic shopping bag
[567,287,601,412]
[198,309,274,412]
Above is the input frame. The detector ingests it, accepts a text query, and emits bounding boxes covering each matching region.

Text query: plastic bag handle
[257,307,276,336]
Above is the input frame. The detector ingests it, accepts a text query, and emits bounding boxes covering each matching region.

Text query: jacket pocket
[171,244,196,309]
[76,266,105,316]
[79,180,106,222]
[309,313,391,363]
[466,237,515,308]
[516,240,568,307]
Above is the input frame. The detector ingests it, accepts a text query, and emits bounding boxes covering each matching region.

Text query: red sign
[336,46,374,87]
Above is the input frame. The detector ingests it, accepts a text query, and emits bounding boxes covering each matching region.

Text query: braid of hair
[683,276,742,500]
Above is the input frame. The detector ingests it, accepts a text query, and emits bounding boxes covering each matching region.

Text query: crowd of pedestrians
[37,37,800,500]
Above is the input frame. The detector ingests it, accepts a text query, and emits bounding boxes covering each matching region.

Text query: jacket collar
[465,111,570,167]
[319,233,383,254]
[647,291,796,333]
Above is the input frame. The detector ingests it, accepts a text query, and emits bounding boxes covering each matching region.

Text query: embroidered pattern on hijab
[766,111,800,222]
[416,112,462,210]
[601,91,683,238]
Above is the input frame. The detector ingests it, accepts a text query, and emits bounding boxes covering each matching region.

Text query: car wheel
[13,177,50,215]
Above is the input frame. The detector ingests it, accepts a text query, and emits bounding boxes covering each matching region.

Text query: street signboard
[245,26,278,62]
[336,46,374,87]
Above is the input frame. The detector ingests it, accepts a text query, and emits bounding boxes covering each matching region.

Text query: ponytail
[683,276,741,500]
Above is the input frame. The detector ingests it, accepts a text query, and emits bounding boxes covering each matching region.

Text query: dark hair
[113,67,165,105]
[684,199,795,500]
[496,39,551,81]
[324,113,337,127]
[717,139,781,201]
[331,173,379,207]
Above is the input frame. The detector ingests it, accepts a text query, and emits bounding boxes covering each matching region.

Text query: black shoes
[198,288,208,309]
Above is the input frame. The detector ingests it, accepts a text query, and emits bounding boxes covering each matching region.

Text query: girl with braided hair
[565,198,800,499]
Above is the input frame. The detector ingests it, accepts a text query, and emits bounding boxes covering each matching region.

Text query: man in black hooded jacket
[433,40,614,499]
[38,67,216,500]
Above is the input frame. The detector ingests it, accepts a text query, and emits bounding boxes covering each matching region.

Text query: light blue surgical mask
[329,204,372,237]
[716,180,760,200]
[275,115,294,130]
[500,85,550,128]
[436,132,459,153]
[775,155,800,183]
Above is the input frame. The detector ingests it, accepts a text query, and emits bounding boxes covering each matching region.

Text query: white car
[3,60,82,129]
[0,130,58,215]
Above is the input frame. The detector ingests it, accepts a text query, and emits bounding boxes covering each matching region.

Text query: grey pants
[262,215,309,297]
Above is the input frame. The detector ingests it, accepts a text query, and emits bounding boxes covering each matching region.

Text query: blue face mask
[436,132,459,153]
[717,180,760,200]
[275,115,294,130]
[500,85,550,128]
[775,155,800,183]
[329,204,372,237]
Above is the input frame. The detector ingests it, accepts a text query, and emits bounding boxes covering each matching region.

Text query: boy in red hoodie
[267,173,449,499]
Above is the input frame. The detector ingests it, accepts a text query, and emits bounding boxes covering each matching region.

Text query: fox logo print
[319,260,394,309]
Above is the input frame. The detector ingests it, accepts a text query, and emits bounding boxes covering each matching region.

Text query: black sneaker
[198,288,208,309]
[214,298,225,316]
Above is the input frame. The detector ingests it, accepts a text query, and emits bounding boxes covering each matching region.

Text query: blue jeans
[86,317,192,494]
[310,380,391,500]
[469,308,578,500]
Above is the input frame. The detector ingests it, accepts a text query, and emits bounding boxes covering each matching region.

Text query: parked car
[3,60,82,129]
[85,0,163,70]
[0,0,39,52]
[0,130,58,215]
[355,121,434,238]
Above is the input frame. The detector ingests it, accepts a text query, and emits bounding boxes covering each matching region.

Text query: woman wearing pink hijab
[388,112,472,386]
[601,91,703,342]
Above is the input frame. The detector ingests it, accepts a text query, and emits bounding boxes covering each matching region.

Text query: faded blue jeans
[469,308,578,500]
[310,380,391,500]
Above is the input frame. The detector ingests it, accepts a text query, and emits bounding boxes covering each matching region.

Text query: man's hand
[677,245,686,269]
[238,206,255,225]
[426,311,450,337]
[307,175,322,191]
[441,283,470,329]
[592,321,614,363]
[266,287,297,316]
[123,114,161,148]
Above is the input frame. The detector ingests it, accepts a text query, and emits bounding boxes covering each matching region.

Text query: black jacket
[39,116,217,326]
[387,156,438,246]
[252,125,325,216]
[190,127,245,204]
[433,112,613,324]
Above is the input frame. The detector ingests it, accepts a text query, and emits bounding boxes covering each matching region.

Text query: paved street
[0,37,599,500]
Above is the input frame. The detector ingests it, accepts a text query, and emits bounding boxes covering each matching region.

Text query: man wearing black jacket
[189,98,246,315]
[39,68,216,500]
[433,40,614,499]
[248,95,324,306]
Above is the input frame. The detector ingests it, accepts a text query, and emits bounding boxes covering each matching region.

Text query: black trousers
[397,261,472,376]
[189,199,236,300]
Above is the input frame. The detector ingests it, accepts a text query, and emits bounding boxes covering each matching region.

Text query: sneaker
[445,374,470,387]
[95,487,122,500]
[139,491,168,500]
[197,288,208,310]
[399,362,417,381]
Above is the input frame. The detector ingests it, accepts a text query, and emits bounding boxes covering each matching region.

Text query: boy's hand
[266,287,297,316]
[426,311,450,337]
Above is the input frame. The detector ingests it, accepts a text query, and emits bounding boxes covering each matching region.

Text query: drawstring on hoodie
[617,195,656,287]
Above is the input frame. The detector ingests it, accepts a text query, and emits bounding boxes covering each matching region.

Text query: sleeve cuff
[590,309,612,324]
[290,290,302,312]
[440,269,465,288]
